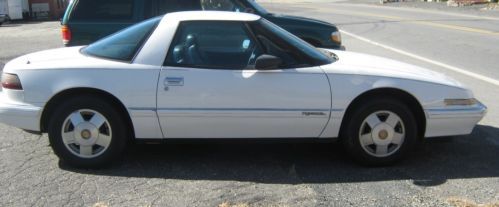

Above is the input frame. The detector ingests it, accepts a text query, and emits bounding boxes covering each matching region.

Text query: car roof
[164,11,261,22]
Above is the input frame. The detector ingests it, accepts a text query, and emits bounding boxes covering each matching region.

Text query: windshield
[252,19,335,66]
[83,17,161,62]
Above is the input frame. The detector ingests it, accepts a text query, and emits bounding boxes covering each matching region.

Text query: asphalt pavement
[0,2,498,207]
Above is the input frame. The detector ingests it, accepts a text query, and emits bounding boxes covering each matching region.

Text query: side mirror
[255,54,282,70]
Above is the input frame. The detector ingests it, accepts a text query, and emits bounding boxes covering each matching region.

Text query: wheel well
[40,88,135,137]
[339,88,426,139]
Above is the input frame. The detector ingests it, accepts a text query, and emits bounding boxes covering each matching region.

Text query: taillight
[1,73,23,90]
[61,25,72,45]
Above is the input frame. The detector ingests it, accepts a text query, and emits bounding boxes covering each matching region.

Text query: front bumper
[0,92,42,131]
[424,101,487,137]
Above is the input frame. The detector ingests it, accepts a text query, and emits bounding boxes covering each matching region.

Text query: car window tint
[200,0,246,12]
[143,0,155,19]
[249,19,334,68]
[164,21,260,69]
[249,21,305,68]
[158,0,202,14]
[83,17,161,62]
[71,0,134,21]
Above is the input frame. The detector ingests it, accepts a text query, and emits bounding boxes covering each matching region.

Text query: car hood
[321,50,465,88]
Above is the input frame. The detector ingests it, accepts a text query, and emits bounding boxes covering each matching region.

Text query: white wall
[7,0,23,20]
[0,0,8,15]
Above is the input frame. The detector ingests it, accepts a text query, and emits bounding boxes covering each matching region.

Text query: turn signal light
[444,98,477,106]
[61,25,72,45]
[1,73,23,90]
[331,31,342,45]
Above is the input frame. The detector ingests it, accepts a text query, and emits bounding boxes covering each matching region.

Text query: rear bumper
[424,102,487,137]
[0,92,42,131]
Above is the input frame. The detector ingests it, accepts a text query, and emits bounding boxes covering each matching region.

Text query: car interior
[168,22,257,69]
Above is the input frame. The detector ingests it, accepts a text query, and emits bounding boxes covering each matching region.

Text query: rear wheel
[342,98,418,166]
[48,95,129,168]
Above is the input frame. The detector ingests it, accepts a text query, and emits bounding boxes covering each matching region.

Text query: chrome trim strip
[129,107,343,112]
[427,103,487,113]
[128,107,156,111]
[157,108,332,112]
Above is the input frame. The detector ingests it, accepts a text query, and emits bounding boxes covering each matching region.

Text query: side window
[249,21,309,68]
[164,21,261,69]
[83,17,161,61]
[158,0,202,14]
[71,0,134,21]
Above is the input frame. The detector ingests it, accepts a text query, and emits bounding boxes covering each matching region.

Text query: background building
[29,0,69,19]
[0,0,29,20]
[0,0,68,20]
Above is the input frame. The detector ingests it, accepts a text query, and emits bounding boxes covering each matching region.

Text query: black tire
[48,95,129,168]
[341,98,418,166]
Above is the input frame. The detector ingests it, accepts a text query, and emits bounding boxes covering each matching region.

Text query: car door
[156,21,331,138]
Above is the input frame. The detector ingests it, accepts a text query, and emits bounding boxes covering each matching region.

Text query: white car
[0,11,486,168]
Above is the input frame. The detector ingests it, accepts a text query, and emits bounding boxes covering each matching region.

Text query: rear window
[82,17,161,62]
[71,0,134,21]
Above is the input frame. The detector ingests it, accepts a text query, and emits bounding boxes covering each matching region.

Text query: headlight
[444,98,477,106]
[331,31,342,44]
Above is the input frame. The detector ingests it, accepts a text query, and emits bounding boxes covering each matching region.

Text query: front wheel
[48,95,129,168]
[342,98,418,166]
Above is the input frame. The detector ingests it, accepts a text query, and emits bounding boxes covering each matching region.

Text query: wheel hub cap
[74,122,99,146]
[379,130,388,140]
[359,110,406,158]
[371,123,395,145]
[81,129,92,139]
[61,109,113,159]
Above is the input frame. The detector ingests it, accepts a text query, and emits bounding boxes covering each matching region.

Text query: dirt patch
[447,197,499,207]
[219,202,250,207]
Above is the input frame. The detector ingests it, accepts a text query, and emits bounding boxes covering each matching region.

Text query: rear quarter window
[82,17,161,62]
[71,0,134,21]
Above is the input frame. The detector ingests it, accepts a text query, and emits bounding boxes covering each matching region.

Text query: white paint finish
[319,111,344,138]
[318,49,485,138]
[0,12,486,140]
[133,18,179,66]
[157,66,331,138]
[165,11,260,22]
[324,49,465,88]
[0,92,41,131]
[425,115,483,137]
[3,47,163,138]
[340,30,499,87]
[128,110,164,139]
